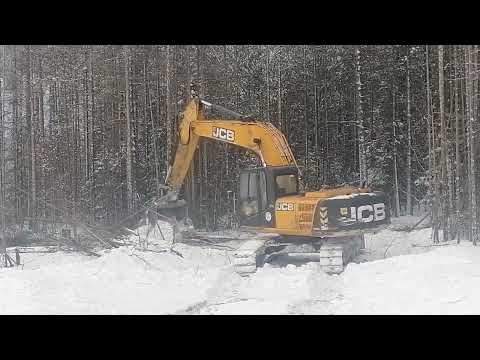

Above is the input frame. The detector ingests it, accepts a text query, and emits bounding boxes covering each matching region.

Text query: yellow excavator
[157,98,390,275]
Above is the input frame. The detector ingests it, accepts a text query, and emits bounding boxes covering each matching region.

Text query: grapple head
[154,190,188,221]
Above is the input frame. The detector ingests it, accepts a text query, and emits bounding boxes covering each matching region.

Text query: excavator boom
[165,99,297,190]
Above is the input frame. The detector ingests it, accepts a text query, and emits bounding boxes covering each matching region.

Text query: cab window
[259,171,267,208]
[248,172,258,199]
[239,171,268,218]
[275,174,298,196]
[239,172,259,217]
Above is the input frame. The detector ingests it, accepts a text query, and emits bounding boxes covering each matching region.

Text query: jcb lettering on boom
[212,127,235,142]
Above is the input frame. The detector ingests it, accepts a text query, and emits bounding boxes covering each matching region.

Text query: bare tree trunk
[465,46,472,242]
[314,48,320,187]
[265,45,270,122]
[473,45,479,245]
[465,45,477,245]
[147,55,160,198]
[124,45,133,213]
[278,49,282,131]
[427,46,439,243]
[83,48,90,201]
[406,47,412,215]
[0,46,6,263]
[187,45,196,223]
[324,58,329,186]
[392,86,401,217]
[165,45,172,171]
[74,71,80,226]
[303,45,308,185]
[355,46,367,186]
[39,54,47,219]
[453,46,462,241]
[30,83,36,221]
[438,45,449,241]
[447,49,455,230]
[200,47,209,230]
[89,48,95,221]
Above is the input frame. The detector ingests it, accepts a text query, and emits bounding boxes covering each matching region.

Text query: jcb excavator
[157,98,390,276]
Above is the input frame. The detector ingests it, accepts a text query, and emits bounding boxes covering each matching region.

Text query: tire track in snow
[287,268,345,314]
[173,266,247,314]
[174,300,209,315]
[198,267,247,314]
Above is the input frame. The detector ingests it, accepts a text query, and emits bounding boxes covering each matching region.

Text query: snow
[2,215,480,314]
[328,192,377,200]
[388,213,429,230]
[0,246,228,314]
[337,244,480,314]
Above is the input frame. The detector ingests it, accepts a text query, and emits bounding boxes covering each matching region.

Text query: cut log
[408,212,431,232]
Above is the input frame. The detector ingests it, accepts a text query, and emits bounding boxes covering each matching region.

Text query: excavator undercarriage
[232,235,366,276]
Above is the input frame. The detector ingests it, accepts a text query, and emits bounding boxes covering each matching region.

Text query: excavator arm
[165,99,298,190]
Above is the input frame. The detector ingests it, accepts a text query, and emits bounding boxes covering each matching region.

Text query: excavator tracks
[178,228,365,276]
[230,235,365,276]
[317,236,364,274]
[232,238,270,276]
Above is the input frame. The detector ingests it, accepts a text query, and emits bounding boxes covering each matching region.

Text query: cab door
[238,169,275,228]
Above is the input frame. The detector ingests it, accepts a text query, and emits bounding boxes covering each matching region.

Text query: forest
[0,45,478,246]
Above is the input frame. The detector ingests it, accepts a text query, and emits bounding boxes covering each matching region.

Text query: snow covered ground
[2,215,480,315]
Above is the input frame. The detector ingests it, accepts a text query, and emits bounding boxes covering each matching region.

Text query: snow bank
[0,244,232,314]
[360,227,433,261]
[2,216,480,315]
[337,243,480,314]
[200,263,339,314]
[200,240,480,315]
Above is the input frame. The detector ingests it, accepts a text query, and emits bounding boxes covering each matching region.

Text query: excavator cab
[238,166,299,228]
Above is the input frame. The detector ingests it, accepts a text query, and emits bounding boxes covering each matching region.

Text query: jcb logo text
[276,203,294,211]
[212,127,235,142]
[350,203,385,223]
